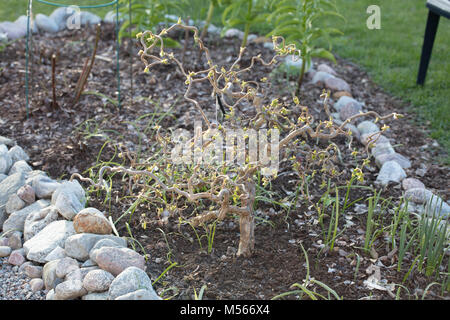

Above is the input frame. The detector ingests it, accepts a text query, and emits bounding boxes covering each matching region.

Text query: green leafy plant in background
[118,0,182,44]
[221,0,269,47]
[267,0,344,95]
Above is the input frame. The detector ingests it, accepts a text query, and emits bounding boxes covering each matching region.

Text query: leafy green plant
[221,0,269,47]
[266,0,344,94]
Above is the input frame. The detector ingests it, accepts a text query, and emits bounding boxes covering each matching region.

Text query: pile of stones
[0,136,160,300]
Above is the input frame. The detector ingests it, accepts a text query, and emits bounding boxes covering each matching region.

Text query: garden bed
[0,23,449,300]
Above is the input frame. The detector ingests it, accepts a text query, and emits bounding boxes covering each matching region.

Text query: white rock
[375,153,411,169]
[35,13,59,33]
[375,161,406,186]
[54,280,87,300]
[2,199,50,233]
[0,173,7,183]
[55,257,80,278]
[23,220,76,263]
[115,289,161,300]
[83,269,114,292]
[44,245,67,262]
[51,180,86,220]
[50,7,76,31]
[65,266,98,282]
[0,172,27,228]
[89,238,127,262]
[284,55,312,72]
[224,28,244,39]
[82,292,109,300]
[371,142,395,158]
[108,267,158,300]
[0,152,12,175]
[65,234,127,261]
[317,63,337,76]
[24,205,60,241]
[46,289,55,300]
[0,21,27,40]
[333,96,363,112]
[30,174,60,199]
[7,231,22,250]
[43,260,63,290]
[3,200,50,232]
[312,71,335,84]
[80,11,101,26]
[14,15,38,34]
[7,145,29,163]
[30,278,44,292]
[5,193,26,214]
[8,160,32,175]
[0,246,12,257]
[0,136,14,146]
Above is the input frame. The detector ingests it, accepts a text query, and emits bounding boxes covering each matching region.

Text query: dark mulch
[0,23,448,300]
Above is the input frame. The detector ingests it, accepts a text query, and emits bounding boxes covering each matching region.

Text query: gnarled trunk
[237,180,255,257]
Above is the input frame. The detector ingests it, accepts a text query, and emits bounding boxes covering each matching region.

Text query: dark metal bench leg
[417,10,440,85]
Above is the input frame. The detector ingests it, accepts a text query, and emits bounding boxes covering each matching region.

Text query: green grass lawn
[324,0,449,163]
[1,0,449,162]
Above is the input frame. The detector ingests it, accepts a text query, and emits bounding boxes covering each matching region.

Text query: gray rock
[0,152,12,174]
[23,220,76,263]
[317,63,337,75]
[371,142,395,158]
[82,291,109,300]
[312,71,334,84]
[115,289,161,300]
[108,267,157,300]
[54,280,87,300]
[44,245,67,262]
[89,238,127,262]
[224,28,244,39]
[50,7,76,31]
[0,172,27,228]
[357,121,379,136]
[30,278,44,292]
[65,234,127,261]
[333,96,363,112]
[5,194,26,215]
[81,259,97,267]
[360,133,389,146]
[375,160,406,186]
[404,188,436,204]
[24,264,43,279]
[0,136,14,146]
[2,199,50,233]
[55,257,80,278]
[0,246,12,257]
[46,289,55,300]
[375,153,411,169]
[402,178,425,191]
[325,77,351,92]
[35,13,59,33]
[0,21,27,40]
[0,173,7,183]
[95,247,146,276]
[8,160,32,175]
[80,11,101,26]
[24,205,60,241]
[339,101,362,121]
[30,174,60,199]
[43,260,63,290]
[65,266,98,282]
[83,269,114,292]
[7,145,29,163]
[14,15,38,34]
[7,231,22,250]
[51,180,86,220]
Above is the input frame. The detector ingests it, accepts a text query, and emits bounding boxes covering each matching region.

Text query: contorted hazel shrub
[71,23,401,257]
